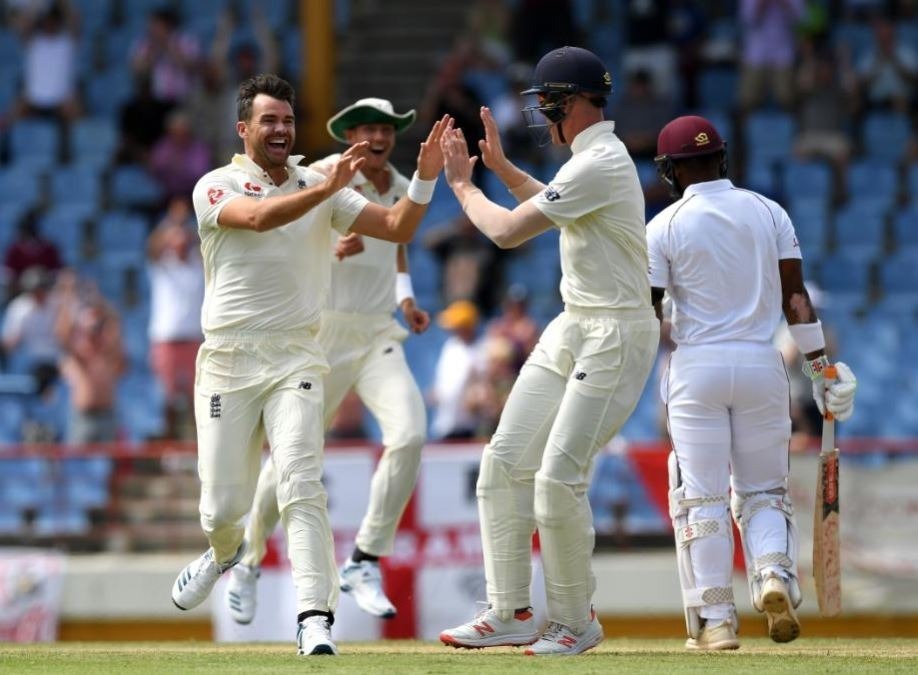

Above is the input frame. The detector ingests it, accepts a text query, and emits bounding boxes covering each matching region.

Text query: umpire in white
[437,46,659,655]
[646,115,857,650]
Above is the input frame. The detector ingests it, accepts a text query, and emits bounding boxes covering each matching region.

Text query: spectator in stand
[56,280,125,444]
[490,62,539,166]
[622,0,678,101]
[119,74,173,164]
[794,42,856,192]
[3,210,63,301]
[854,15,918,114]
[614,69,674,161]
[11,0,80,123]
[147,197,204,440]
[130,7,201,107]
[430,299,483,440]
[463,333,517,437]
[186,3,279,162]
[149,110,212,203]
[1,265,60,375]
[485,283,539,370]
[738,0,806,114]
[423,212,504,314]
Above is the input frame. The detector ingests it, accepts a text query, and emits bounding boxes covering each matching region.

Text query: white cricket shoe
[226,563,260,624]
[297,616,338,656]
[440,607,540,648]
[761,573,801,643]
[685,621,740,650]
[523,608,603,656]
[339,557,396,618]
[172,543,245,611]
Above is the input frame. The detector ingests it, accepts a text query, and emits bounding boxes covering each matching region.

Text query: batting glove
[804,357,857,421]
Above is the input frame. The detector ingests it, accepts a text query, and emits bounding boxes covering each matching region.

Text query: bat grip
[823,365,837,422]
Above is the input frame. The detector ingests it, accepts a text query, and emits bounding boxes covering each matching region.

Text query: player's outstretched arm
[217,143,369,232]
[349,115,451,244]
[479,106,544,201]
[440,126,552,249]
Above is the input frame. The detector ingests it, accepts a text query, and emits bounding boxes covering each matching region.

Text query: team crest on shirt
[207,187,225,205]
[297,179,307,189]
[243,182,264,198]
[544,185,561,201]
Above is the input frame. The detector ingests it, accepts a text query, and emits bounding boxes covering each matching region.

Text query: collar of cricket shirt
[570,120,616,155]
[231,153,306,184]
[682,178,734,197]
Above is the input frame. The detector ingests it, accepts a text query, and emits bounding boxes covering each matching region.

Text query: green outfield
[2,639,917,673]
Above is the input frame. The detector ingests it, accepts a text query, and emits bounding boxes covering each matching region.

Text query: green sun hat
[326,97,417,143]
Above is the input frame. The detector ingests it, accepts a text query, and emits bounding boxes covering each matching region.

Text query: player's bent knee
[533,474,585,527]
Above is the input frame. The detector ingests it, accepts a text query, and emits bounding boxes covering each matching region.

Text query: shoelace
[540,622,568,642]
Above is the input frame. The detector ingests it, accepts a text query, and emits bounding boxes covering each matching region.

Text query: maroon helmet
[654,115,727,197]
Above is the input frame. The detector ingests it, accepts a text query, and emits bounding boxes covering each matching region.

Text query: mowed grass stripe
[1,639,917,673]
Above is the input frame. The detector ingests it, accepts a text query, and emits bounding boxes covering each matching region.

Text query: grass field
[2,639,918,674]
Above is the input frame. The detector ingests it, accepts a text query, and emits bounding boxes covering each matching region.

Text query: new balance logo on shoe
[557,635,578,648]
[473,622,495,637]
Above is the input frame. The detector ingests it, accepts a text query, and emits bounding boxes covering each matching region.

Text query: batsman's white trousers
[479,306,659,632]
[663,342,793,621]
[194,329,338,615]
[242,313,426,568]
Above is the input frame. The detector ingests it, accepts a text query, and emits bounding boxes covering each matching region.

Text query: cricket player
[225,98,431,624]
[170,74,449,656]
[437,46,660,655]
[646,115,857,650]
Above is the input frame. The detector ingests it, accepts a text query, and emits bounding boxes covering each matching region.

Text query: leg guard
[731,487,802,611]
[668,452,736,639]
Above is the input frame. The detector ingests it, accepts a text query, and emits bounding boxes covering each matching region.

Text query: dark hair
[237,74,295,121]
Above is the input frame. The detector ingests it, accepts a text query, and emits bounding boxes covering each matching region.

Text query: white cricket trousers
[479,306,659,632]
[194,329,338,615]
[242,314,426,568]
[663,342,793,621]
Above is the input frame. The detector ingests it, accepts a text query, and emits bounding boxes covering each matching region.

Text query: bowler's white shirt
[309,155,408,316]
[646,179,801,346]
[192,154,368,335]
[531,120,650,310]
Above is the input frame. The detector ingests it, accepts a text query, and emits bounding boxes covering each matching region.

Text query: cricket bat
[813,365,841,617]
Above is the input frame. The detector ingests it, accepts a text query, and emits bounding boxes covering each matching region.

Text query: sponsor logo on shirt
[544,186,561,202]
[574,371,587,381]
[207,187,225,205]
[298,381,312,390]
[243,182,264,198]
[297,179,307,189]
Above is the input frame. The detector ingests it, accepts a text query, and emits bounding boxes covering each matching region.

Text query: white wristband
[788,320,826,355]
[396,272,414,304]
[406,171,437,204]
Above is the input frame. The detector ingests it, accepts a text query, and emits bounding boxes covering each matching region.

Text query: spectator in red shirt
[3,210,63,301]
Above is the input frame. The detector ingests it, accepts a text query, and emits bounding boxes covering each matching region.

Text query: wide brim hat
[326,98,416,143]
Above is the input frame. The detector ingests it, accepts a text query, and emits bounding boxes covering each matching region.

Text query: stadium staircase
[334,0,469,169]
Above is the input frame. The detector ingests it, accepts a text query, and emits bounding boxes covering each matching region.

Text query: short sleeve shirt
[191,154,369,334]
[309,155,408,315]
[646,179,801,346]
[530,121,650,310]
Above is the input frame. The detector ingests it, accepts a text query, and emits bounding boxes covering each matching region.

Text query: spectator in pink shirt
[738,0,805,113]
[149,110,211,202]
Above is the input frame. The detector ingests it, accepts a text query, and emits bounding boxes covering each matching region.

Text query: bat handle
[823,364,837,422]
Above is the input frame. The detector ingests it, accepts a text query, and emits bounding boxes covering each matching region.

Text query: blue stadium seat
[179,0,229,22]
[847,161,897,211]
[33,505,91,537]
[8,117,61,168]
[832,207,885,261]
[0,28,22,64]
[70,117,119,169]
[505,249,560,297]
[833,21,874,64]
[59,476,110,510]
[862,112,911,163]
[817,253,869,310]
[84,67,134,119]
[0,63,20,116]
[39,204,96,265]
[281,27,302,79]
[892,206,918,253]
[0,477,53,511]
[0,167,42,211]
[744,111,795,166]
[117,370,165,442]
[0,507,23,535]
[50,164,104,211]
[697,67,738,111]
[61,456,113,482]
[407,248,440,296]
[788,198,829,254]
[907,165,918,206]
[879,251,918,311]
[0,397,26,443]
[744,159,777,197]
[782,160,832,202]
[72,0,113,36]
[403,324,448,399]
[110,166,163,209]
[96,210,150,254]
